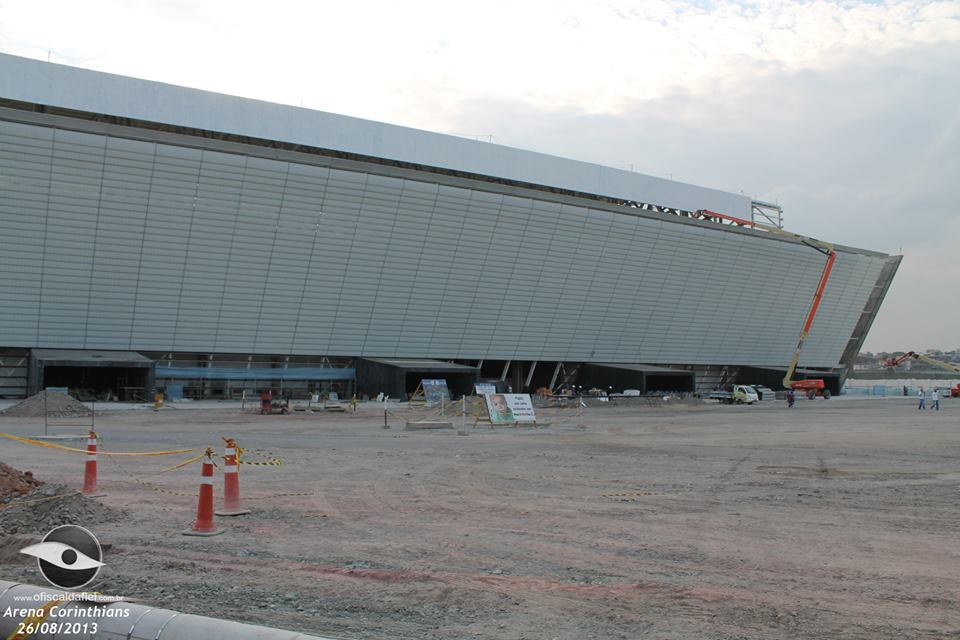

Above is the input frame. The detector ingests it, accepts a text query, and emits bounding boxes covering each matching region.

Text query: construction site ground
[1,397,958,640]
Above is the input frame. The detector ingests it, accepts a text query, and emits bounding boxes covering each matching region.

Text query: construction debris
[1,462,122,535]
[0,390,92,418]
[0,462,44,504]
[0,481,122,535]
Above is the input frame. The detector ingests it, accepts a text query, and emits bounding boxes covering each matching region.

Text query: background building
[0,53,899,400]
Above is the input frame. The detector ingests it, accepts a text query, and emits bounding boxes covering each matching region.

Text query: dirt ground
[1,397,958,639]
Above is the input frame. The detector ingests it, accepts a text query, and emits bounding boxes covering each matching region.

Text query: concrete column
[524,361,538,389]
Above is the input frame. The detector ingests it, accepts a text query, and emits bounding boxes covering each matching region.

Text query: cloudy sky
[1,0,957,352]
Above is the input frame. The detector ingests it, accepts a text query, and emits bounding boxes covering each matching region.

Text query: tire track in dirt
[122,542,960,637]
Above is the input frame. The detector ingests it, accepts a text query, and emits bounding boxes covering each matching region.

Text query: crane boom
[694,210,837,391]
[782,246,836,389]
[883,351,960,373]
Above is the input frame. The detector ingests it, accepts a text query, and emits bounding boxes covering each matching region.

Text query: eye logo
[20,525,104,589]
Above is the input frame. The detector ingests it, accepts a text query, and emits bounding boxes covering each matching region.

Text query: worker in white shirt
[917,387,926,410]
[931,388,940,411]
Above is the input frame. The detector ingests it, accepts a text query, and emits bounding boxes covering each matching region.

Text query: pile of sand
[0,390,93,418]
[0,461,45,504]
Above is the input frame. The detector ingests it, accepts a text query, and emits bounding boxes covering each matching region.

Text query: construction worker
[931,388,940,411]
[917,387,926,410]
[786,389,795,408]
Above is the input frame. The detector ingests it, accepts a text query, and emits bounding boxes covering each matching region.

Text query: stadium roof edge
[0,52,752,217]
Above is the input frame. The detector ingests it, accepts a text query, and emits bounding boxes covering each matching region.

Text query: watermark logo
[19,525,104,590]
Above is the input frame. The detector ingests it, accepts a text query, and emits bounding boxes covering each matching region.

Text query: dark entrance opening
[645,373,695,392]
[43,366,151,401]
[402,371,475,398]
[579,363,695,394]
[29,350,156,401]
[356,358,479,400]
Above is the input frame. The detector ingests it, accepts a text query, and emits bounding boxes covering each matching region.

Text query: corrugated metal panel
[0,348,29,398]
[0,117,889,368]
[0,52,752,217]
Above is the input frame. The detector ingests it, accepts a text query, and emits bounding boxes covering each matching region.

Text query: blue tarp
[156,366,355,381]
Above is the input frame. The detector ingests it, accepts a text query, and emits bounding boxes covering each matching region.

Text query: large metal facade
[0,110,893,369]
[0,53,752,219]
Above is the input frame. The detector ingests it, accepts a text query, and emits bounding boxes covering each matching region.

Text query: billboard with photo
[484,393,537,424]
[422,379,450,407]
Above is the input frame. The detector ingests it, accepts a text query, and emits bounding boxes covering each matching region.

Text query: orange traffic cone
[183,448,223,537]
[82,430,104,496]
[216,437,250,516]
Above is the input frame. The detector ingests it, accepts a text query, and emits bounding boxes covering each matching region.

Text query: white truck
[708,385,760,405]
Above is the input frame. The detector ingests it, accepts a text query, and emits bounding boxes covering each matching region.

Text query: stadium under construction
[0,53,900,401]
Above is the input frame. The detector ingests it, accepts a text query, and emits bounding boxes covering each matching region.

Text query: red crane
[883,352,960,397]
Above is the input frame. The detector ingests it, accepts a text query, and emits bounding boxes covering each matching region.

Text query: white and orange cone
[82,430,105,496]
[216,437,250,516]
[183,448,224,536]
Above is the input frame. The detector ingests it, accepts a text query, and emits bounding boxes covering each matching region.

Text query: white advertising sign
[474,382,497,396]
[484,393,537,424]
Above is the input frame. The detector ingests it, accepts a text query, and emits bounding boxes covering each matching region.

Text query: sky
[0,0,957,352]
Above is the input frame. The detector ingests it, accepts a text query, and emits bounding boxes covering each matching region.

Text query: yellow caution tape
[249,491,314,499]
[0,432,194,456]
[131,481,198,498]
[236,447,284,467]
[100,447,196,457]
[0,432,94,453]
[101,454,198,497]
[602,492,654,497]
[0,491,82,512]
[154,452,205,474]
[601,491,654,502]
